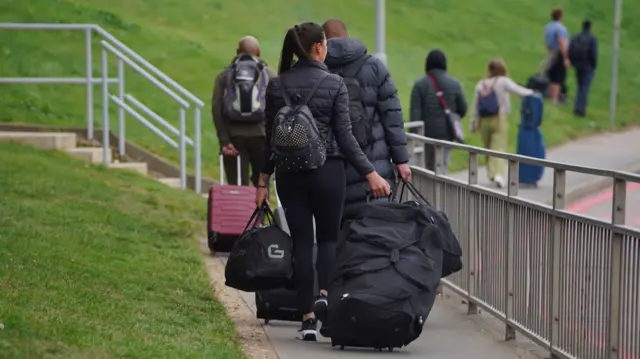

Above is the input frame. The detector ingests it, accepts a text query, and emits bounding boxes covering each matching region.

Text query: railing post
[550,168,566,358]
[433,143,444,210]
[179,108,187,190]
[85,27,94,140]
[504,159,519,341]
[101,48,110,165]
[117,58,125,156]
[194,107,202,194]
[608,178,625,359]
[467,151,479,315]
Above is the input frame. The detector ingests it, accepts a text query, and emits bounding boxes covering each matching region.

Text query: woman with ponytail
[255,22,390,341]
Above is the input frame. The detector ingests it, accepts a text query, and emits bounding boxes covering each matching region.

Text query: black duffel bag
[225,204,293,292]
[397,179,463,278]
[328,199,443,351]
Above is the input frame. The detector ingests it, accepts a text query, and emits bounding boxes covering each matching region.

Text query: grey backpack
[223,54,270,123]
[271,74,329,172]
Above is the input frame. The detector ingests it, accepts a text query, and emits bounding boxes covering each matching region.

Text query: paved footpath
[218,255,528,359]
[449,128,640,204]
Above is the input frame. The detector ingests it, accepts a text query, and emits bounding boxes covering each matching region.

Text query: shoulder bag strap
[427,73,451,114]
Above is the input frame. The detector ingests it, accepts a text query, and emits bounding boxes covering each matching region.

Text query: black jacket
[325,38,409,215]
[410,69,468,140]
[571,31,598,70]
[261,60,374,177]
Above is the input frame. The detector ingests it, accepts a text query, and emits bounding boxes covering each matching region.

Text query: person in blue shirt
[541,7,570,104]
[569,20,598,117]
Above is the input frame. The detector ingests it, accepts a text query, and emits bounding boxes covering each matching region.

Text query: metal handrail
[101,41,190,108]
[0,22,204,192]
[406,132,640,182]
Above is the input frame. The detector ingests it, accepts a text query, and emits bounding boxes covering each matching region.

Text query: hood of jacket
[325,37,369,68]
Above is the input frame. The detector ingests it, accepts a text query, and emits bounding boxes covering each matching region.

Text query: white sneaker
[493,175,506,189]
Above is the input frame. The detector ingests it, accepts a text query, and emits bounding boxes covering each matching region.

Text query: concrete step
[109,162,148,176]
[0,131,76,150]
[66,147,105,164]
[157,177,181,188]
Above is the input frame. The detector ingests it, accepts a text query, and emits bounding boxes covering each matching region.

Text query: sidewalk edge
[200,238,280,359]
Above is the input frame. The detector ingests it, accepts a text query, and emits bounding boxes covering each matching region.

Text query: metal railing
[0,23,204,192]
[403,130,640,359]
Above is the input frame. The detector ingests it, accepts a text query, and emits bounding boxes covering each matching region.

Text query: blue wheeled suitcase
[517,94,545,186]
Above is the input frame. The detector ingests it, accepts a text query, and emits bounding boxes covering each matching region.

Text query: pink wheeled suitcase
[207,154,256,252]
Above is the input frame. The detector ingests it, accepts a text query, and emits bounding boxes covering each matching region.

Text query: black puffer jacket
[325,38,409,216]
[261,60,375,177]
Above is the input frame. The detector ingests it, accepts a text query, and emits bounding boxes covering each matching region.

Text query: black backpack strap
[342,54,372,79]
[300,72,330,107]
[279,80,293,108]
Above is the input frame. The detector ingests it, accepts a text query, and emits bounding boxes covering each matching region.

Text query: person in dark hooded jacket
[410,49,468,173]
[322,19,411,218]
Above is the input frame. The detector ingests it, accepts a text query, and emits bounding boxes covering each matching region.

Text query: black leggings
[275,158,346,314]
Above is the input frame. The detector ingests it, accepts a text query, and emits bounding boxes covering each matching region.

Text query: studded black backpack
[271,73,328,172]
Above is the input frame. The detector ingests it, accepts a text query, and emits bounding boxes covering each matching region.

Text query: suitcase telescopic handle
[218,152,242,186]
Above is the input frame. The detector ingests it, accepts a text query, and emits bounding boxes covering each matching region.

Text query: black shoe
[298,318,317,341]
[313,294,328,323]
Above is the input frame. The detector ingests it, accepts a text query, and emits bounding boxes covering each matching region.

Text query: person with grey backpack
[211,36,275,187]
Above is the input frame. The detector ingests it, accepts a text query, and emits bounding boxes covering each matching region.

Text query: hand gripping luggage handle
[365,189,393,203]
[219,153,242,186]
[243,203,275,233]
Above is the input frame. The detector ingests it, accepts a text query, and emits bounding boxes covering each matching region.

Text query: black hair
[278,22,325,74]
[583,19,592,31]
[425,49,447,73]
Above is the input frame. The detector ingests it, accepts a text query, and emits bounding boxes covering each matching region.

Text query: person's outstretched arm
[332,80,375,176]
[374,60,409,164]
[504,77,534,97]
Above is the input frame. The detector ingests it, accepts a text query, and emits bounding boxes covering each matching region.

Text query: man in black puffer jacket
[323,19,411,219]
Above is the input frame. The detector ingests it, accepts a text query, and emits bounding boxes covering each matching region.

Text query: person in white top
[470,57,534,188]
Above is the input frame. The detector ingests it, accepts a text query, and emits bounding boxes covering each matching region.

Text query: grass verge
[0,141,245,359]
[1,0,639,173]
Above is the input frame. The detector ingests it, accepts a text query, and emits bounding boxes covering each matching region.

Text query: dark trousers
[222,136,264,186]
[275,159,346,314]
[574,67,594,116]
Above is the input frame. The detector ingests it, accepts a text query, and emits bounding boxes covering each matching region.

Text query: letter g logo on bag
[267,244,284,259]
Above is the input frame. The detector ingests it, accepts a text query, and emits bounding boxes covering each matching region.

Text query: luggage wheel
[340,345,345,350]
[264,319,270,325]
[388,347,394,352]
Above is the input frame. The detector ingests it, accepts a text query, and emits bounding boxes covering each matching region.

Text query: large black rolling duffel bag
[328,192,444,352]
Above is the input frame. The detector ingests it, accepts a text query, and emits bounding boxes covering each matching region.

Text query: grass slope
[0,142,244,359]
[1,0,639,173]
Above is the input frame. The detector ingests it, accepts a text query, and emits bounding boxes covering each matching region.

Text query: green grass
[1,0,639,173]
[0,142,245,359]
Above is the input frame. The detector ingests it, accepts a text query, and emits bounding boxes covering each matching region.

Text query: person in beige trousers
[470,58,534,188]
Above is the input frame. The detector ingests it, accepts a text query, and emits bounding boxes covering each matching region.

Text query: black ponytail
[278,28,296,74]
[278,22,325,74]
